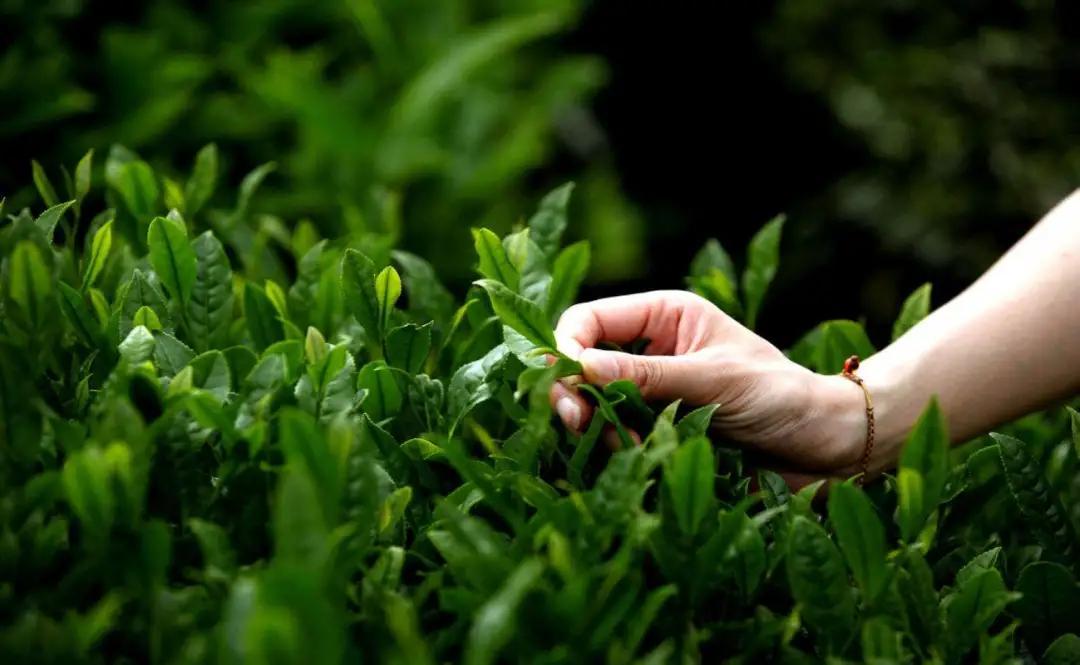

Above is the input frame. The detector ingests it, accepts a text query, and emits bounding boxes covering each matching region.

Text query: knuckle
[636,359,664,392]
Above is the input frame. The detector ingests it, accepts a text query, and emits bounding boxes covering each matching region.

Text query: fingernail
[555,396,581,431]
[580,349,618,383]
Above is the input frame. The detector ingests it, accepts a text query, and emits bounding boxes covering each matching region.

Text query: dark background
[3,0,1079,348]
[569,0,1080,346]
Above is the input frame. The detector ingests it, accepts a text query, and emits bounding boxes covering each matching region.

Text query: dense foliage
[1,150,1079,664]
[1,0,642,283]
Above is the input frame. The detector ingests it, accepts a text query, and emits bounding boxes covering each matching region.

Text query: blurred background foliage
[3,0,1079,344]
[1,0,645,286]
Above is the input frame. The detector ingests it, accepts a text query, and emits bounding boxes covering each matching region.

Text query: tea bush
[1,149,1079,663]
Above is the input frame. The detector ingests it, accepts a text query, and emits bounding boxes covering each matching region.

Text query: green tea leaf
[943,568,1013,657]
[75,149,93,201]
[472,227,521,291]
[955,546,1002,587]
[118,326,156,362]
[993,432,1077,563]
[188,350,231,402]
[185,143,219,216]
[827,482,887,601]
[342,249,383,340]
[385,322,433,374]
[816,320,875,375]
[82,220,113,290]
[892,282,931,341]
[8,240,54,331]
[188,231,234,351]
[448,344,510,430]
[132,305,162,331]
[147,215,196,307]
[58,281,102,347]
[358,362,403,421]
[690,238,738,286]
[376,265,402,331]
[110,159,160,227]
[32,160,59,207]
[1043,634,1080,665]
[786,515,855,650]
[1069,406,1080,459]
[897,397,948,542]
[392,250,455,330]
[664,436,715,536]
[1011,561,1080,653]
[677,403,720,440]
[118,269,169,341]
[527,182,574,259]
[473,279,557,350]
[546,240,589,319]
[244,282,285,351]
[34,200,75,243]
[741,214,784,330]
[153,331,195,377]
[62,446,116,541]
[464,558,545,665]
[188,518,236,576]
[718,510,766,598]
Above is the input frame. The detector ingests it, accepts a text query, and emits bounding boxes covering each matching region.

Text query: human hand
[549,291,868,482]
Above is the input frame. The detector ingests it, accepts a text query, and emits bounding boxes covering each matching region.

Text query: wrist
[801,356,911,479]
[851,353,917,476]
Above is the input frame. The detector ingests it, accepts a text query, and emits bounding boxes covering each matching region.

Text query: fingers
[550,381,592,432]
[555,291,704,358]
[578,347,715,402]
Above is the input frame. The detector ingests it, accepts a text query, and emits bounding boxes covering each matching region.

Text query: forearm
[857,189,1080,471]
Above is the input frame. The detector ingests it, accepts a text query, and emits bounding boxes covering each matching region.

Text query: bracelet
[841,355,875,486]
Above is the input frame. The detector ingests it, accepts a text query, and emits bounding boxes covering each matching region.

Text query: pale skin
[550,189,1080,486]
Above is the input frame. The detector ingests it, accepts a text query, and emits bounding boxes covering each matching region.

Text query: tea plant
[1,148,1079,663]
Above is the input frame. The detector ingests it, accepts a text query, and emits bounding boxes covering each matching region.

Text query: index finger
[554,290,695,358]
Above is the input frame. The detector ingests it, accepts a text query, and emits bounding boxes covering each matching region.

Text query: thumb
[578,348,696,401]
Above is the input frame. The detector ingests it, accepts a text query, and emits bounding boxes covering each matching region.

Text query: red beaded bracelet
[841,355,875,486]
